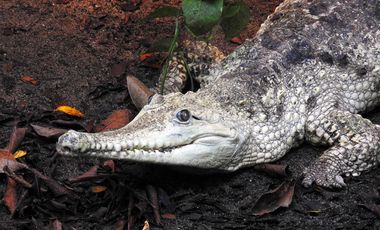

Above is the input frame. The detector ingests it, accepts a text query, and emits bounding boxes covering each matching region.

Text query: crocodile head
[57,92,248,171]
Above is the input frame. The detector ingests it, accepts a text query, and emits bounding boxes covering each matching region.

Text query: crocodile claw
[302,161,346,188]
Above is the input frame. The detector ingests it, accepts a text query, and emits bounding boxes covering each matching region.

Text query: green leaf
[222,5,240,18]
[220,3,250,40]
[160,20,180,94]
[145,6,181,20]
[182,0,224,36]
[146,38,178,53]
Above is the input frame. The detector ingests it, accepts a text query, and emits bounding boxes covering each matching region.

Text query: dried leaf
[52,219,63,230]
[103,160,115,172]
[69,165,99,183]
[0,158,28,173]
[139,53,155,62]
[127,75,154,109]
[91,185,107,193]
[254,164,290,177]
[31,124,68,139]
[54,105,84,118]
[146,184,161,225]
[3,178,17,215]
[20,75,38,85]
[142,220,150,230]
[113,219,127,230]
[161,213,176,219]
[95,110,132,132]
[6,127,27,153]
[252,180,295,216]
[13,150,27,159]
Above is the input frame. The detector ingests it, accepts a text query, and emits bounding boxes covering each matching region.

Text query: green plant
[145,0,250,39]
[144,0,250,93]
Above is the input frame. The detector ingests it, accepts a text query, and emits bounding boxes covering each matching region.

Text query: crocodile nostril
[63,146,72,152]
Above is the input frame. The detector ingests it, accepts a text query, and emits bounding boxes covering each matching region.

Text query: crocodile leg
[303,110,380,188]
[152,40,225,94]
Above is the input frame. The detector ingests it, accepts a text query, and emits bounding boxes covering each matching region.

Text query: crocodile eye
[176,109,191,122]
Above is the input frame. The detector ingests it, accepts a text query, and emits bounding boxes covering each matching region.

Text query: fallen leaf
[113,219,127,230]
[13,150,27,159]
[52,219,63,230]
[6,127,27,153]
[69,165,99,183]
[161,213,176,219]
[3,178,17,215]
[103,160,115,172]
[252,180,295,216]
[20,75,38,85]
[230,37,243,44]
[142,220,150,230]
[139,53,155,62]
[254,164,290,177]
[127,75,154,109]
[146,184,161,225]
[95,109,132,132]
[54,105,84,118]
[91,185,107,193]
[0,158,28,173]
[31,124,68,139]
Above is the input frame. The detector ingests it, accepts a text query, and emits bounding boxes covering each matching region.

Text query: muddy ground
[0,0,379,229]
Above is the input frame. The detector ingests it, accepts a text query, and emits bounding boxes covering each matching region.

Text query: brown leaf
[95,109,132,132]
[111,62,127,77]
[252,180,295,216]
[113,219,127,230]
[103,160,115,172]
[254,164,290,177]
[20,75,38,85]
[0,158,28,173]
[127,75,154,109]
[52,219,63,230]
[6,127,27,153]
[161,213,176,219]
[68,165,99,183]
[146,184,161,225]
[31,124,68,139]
[28,168,78,198]
[3,178,17,215]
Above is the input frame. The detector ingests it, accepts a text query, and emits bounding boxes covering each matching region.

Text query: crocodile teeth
[107,143,113,150]
[114,143,121,152]
[96,143,101,150]
[101,143,107,150]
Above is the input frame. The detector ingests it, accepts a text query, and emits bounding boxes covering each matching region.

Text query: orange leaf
[139,53,155,62]
[20,75,38,85]
[3,178,17,215]
[230,37,243,44]
[90,185,107,193]
[95,109,132,132]
[161,213,176,219]
[54,105,84,118]
[13,150,27,159]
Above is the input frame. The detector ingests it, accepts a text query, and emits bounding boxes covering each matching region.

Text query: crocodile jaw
[56,122,243,170]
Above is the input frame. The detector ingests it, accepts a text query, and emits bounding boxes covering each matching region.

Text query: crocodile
[57,0,380,188]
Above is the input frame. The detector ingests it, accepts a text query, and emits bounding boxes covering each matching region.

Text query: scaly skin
[57,0,380,188]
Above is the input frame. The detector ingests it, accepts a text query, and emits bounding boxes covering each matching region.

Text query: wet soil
[0,0,379,229]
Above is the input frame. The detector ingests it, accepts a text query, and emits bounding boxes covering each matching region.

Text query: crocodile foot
[302,160,346,188]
